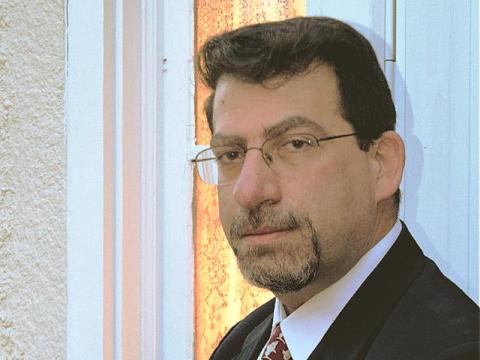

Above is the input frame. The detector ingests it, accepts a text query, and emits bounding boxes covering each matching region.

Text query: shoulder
[370,256,479,359]
[408,257,478,334]
[210,298,275,360]
[408,258,478,343]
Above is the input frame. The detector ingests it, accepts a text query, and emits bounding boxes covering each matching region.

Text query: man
[193,17,479,360]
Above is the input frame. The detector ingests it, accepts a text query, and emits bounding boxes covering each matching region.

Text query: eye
[221,151,241,161]
[281,137,315,151]
[213,146,244,164]
[289,139,311,149]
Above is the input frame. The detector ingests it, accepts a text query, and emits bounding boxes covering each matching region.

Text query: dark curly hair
[197,16,400,210]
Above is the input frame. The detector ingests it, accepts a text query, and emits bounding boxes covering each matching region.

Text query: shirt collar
[270,220,402,360]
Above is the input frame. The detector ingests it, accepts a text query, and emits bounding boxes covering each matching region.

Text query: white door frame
[66,0,196,358]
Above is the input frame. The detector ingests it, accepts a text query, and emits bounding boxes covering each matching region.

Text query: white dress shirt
[258,220,402,360]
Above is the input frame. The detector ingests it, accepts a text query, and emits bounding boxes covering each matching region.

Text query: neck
[276,282,333,315]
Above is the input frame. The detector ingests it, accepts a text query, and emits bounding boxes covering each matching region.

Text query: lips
[240,227,294,245]
[242,227,290,237]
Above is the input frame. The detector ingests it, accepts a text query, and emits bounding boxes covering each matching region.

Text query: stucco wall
[0,1,66,359]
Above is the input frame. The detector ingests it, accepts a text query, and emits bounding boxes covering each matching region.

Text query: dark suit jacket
[210,224,479,360]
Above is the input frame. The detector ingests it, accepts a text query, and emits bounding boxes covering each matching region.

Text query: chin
[236,249,321,294]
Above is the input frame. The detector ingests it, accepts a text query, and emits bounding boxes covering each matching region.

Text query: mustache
[229,206,301,240]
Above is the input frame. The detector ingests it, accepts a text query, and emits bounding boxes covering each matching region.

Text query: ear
[371,131,405,203]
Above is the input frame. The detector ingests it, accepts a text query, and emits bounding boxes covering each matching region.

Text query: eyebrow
[210,134,246,147]
[263,116,327,139]
[210,115,326,146]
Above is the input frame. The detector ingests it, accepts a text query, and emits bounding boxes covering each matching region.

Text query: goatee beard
[227,206,323,293]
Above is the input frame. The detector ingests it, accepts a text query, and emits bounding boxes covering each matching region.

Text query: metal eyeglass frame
[192,132,357,185]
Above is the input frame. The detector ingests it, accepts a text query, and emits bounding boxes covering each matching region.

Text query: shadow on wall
[348,21,474,299]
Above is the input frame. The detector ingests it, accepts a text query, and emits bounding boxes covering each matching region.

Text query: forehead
[211,64,349,139]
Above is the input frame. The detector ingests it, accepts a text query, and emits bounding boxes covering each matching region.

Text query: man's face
[211,65,380,294]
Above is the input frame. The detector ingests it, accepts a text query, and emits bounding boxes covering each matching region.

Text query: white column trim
[66,1,105,359]
[113,0,124,356]
[140,0,160,357]
[67,0,197,357]
[139,0,196,358]
[157,0,196,358]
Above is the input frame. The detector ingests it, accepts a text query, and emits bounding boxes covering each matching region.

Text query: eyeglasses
[193,132,357,186]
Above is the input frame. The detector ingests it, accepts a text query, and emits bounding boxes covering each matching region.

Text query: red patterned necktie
[261,323,292,360]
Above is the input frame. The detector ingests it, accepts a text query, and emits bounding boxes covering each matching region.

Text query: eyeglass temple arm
[316,132,357,143]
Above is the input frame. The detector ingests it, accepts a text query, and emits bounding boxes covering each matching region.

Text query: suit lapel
[236,313,273,360]
[309,223,425,360]
[211,298,274,360]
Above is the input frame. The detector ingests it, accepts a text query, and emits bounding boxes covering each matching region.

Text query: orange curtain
[194,1,306,359]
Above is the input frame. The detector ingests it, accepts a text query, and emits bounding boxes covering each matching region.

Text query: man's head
[196,17,404,299]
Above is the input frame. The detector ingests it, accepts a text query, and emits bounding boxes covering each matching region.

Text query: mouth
[241,227,295,245]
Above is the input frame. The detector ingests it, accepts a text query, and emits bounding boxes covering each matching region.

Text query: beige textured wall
[0,0,66,359]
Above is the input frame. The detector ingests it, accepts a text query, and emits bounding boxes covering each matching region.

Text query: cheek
[291,156,371,216]
[302,156,349,194]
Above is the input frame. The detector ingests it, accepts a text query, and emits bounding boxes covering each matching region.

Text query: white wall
[0,1,67,359]
[399,0,478,303]
[308,0,478,302]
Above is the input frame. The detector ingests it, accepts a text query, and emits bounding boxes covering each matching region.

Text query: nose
[232,149,281,210]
